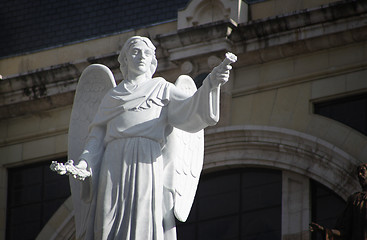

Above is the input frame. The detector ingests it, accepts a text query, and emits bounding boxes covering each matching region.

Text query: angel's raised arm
[168,53,237,133]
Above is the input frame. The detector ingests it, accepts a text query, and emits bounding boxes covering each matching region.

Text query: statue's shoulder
[152,77,174,89]
[152,76,168,84]
[99,85,119,102]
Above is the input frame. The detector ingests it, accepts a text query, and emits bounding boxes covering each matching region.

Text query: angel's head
[118,36,158,80]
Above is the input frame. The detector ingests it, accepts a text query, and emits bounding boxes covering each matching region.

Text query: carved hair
[118,36,158,80]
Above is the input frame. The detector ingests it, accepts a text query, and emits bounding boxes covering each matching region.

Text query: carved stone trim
[204,125,360,200]
[237,1,367,41]
[159,0,367,65]
[177,0,248,30]
[0,52,121,120]
[157,20,237,62]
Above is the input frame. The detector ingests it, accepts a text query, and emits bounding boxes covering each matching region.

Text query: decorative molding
[177,0,248,30]
[180,61,195,74]
[232,60,367,98]
[204,125,360,200]
[158,20,237,62]
[0,53,120,120]
[158,0,367,70]
[207,55,222,69]
[2,1,366,120]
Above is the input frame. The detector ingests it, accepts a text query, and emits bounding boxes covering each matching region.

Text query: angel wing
[166,75,204,222]
[68,64,116,239]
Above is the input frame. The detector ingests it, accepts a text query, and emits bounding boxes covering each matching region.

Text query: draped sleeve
[167,75,221,133]
[78,90,112,176]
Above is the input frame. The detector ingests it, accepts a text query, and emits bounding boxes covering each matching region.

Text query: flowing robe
[78,75,220,240]
[323,191,367,240]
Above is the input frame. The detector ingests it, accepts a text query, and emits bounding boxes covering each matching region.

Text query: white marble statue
[51,36,237,240]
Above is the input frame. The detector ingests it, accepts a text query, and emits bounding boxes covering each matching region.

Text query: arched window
[310,180,346,240]
[6,158,71,240]
[176,168,282,240]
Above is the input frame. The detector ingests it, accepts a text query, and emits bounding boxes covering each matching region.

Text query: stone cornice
[232,59,367,98]
[0,63,82,119]
[157,0,367,64]
[234,0,367,64]
[157,20,238,62]
[237,0,366,41]
[0,52,123,120]
[1,0,366,120]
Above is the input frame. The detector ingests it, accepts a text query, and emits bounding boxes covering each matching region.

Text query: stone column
[282,171,310,240]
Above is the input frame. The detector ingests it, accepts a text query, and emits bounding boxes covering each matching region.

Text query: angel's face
[126,41,154,77]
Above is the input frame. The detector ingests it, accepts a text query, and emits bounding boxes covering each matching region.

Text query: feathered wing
[166,75,204,222]
[68,64,116,239]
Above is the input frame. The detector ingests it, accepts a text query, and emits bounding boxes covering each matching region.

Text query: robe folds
[323,192,367,240]
[78,75,220,240]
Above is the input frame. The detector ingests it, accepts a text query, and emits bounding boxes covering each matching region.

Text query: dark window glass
[310,180,346,240]
[177,168,282,240]
[314,93,367,135]
[6,158,71,240]
[194,73,208,88]
[241,170,282,239]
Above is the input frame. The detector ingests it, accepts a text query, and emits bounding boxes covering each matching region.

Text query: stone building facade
[1,0,366,239]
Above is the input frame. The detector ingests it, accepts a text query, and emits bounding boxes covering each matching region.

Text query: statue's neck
[126,73,148,85]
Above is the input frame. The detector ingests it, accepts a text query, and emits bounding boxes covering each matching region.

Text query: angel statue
[51,36,237,240]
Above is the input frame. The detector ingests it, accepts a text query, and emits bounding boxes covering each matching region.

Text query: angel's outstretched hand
[210,64,232,85]
[209,52,237,86]
[50,159,91,181]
